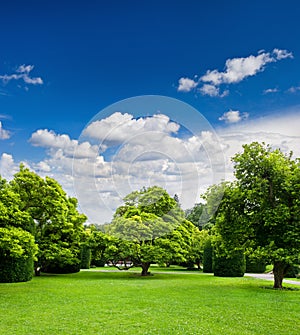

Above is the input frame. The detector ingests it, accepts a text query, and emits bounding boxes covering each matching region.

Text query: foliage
[80,245,91,269]
[213,142,300,288]
[185,203,204,228]
[105,186,198,275]
[246,256,266,273]
[0,177,34,233]
[203,238,213,273]
[0,226,38,282]
[185,228,210,269]
[10,166,87,274]
[213,248,246,277]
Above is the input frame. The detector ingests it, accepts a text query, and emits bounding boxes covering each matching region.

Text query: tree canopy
[104,186,200,275]
[212,142,300,288]
[10,165,87,274]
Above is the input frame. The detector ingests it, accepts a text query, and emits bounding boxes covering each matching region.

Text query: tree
[185,203,204,229]
[214,142,300,288]
[10,166,87,274]
[185,228,210,269]
[0,177,34,233]
[105,186,196,276]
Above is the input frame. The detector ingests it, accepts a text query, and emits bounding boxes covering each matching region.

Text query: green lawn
[0,269,299,335]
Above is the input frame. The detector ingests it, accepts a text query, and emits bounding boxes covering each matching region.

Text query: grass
[0,268,299,335]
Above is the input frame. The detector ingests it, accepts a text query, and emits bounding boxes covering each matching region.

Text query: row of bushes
[202,242,299,278]
[202,241,266,277]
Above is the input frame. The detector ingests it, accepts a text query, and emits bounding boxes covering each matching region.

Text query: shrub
[43,261,81,274]
[41,245,81,274]
[285,265,299,278]
[203,240,213,273]
[213,249,245,277]
[91,258,106,267]
[80,245,91,269]
[0,227,37,283]
[246,256,266,273]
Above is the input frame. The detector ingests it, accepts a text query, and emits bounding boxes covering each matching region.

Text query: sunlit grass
[0,270,299,335]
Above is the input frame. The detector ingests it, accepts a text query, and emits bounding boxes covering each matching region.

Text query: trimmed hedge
[0,257,34,283]
[203,240,213,273]
[80,245,91,269]
[43,262,81,274]
[213,249,246,277]
[0,227,37,283]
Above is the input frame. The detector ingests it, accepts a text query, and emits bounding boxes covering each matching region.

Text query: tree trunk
[273,261,285,289]
[141,262,151,276]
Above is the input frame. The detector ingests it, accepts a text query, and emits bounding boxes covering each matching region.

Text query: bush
[0,227,37,283]
[80,245,91,269]
[213,249,245,277]
[246,257,266,273]
[91,258,106,267]
[203,240,213,273]
[40,245,81,274]
[43,261,81,274]
[285,265,299,278]
[0,257,34,283]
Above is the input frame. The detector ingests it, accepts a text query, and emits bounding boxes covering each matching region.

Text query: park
[1,141,300,334]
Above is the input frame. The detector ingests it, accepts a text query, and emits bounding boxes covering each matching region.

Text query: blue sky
[1,1,300,223]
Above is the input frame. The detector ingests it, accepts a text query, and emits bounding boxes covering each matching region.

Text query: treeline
[1,142,300,289]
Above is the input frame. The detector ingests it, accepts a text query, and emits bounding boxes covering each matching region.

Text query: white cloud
[263,88,279,94]
[83,112,179,146]
[272,48,293,60]
[199,84,229,97]
[287,86,300,93]
[201,51,274,85]
[219,110,249,124]
[0,153,19,180]
[13,109,299,226]
[177,77,198,92]
[0,122,11,140]
[29,129,99,158]
[0,64,43,86]
[178,48,293,97]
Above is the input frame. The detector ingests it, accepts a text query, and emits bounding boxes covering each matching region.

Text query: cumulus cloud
[219,110,249,123]
[177,77,198,92]
[0,153,19,180]
[199,84,229,97]
[0,122,11,139]
[177,48,293,97]
[201,51,275,86]
[83,112,179,146]
[29,129,99,158]
[16,109,299,225]
[0,64,43,86]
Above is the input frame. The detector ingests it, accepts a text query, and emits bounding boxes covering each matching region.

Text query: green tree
[105,186,195,276]
[0,177,34,233]
[185,203,204,229]
[214,142,300,288]
[10,166,86,274]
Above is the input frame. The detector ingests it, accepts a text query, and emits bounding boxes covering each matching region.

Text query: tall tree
[214,143,300,288]
[10,166,86,274]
